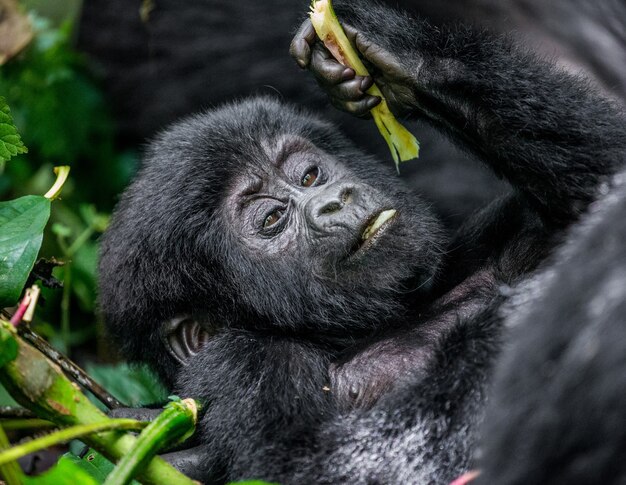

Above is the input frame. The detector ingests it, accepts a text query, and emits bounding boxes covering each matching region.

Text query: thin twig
[0,407,36,419]
[18,326,124,409]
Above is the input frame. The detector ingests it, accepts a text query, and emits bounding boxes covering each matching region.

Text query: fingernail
[342,68,355,80]
[297,59,307,69]
[367,96,381,108]
[360,77,373,92]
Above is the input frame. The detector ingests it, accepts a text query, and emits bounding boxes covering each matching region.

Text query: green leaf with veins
[0,97,28,163]
[0,195,51,307]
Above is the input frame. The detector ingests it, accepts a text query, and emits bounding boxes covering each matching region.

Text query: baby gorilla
[100,1,625,482]
[99,96,445,479]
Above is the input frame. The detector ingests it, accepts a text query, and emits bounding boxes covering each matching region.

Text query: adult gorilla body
[99,1,626,483]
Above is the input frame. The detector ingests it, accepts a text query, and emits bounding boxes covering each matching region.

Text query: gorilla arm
[290,0,626,417]
[291,1,626,229]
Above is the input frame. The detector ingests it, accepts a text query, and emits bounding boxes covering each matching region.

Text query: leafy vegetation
[0,4,276,484]
[0,4,204,484]
[0,6,134,356]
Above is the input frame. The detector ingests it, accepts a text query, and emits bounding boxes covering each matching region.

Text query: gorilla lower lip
[348,209,398,257]
[362,209,398,241]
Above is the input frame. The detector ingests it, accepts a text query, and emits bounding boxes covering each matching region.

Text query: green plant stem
[0,424,24,485]
[104,399,198,485]
[0,418,54,431]
[56,232,70,255]
[0,322,198,485]
[66,225,95,257]
[0,419,146,466]
[18,326,124,409]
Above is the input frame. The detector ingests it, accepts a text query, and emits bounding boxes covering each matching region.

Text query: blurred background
[1,0,624,443]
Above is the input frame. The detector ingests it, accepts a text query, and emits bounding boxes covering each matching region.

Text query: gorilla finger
[330,76,374,102]
[332,96,381,117]
[289,19,317,68]
[290,39,311,69]
[295,18,317,45]
[161,445,215,481]
[342,24,396,71]
[311,44,354,85]
[351,29,403,74]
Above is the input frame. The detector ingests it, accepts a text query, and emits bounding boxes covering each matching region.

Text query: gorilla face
[203,100,445,333]
[99,97,444,379]
[226,134,432,280]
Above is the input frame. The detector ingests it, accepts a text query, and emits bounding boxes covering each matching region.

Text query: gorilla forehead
[147,96,349,182]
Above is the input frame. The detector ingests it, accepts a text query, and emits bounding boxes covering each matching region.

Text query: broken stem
[0,419,147,466]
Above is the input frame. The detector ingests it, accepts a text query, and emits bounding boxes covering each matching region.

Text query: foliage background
[1,0,166,409]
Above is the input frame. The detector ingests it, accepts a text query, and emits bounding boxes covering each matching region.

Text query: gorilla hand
[289,18,417,117]
[330,337,435,411]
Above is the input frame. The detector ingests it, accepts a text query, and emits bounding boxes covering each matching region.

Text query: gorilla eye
[301,167,319,187]
[263,209,284,228]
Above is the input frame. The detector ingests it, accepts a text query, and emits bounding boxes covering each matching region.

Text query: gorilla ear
[162,316,212,366]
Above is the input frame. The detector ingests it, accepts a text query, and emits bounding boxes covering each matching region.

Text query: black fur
[78,0,509,228]
[98,1,626,483]
[477,172,626,484]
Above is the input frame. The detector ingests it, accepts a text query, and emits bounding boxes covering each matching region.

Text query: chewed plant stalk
[309,0,419,172]
[103,399,198,485]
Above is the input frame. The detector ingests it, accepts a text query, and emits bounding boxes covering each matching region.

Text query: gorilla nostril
[341,189,353,204]
[321,202,342,214]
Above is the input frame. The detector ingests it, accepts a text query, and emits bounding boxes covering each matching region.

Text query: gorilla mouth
[349,209,398,256]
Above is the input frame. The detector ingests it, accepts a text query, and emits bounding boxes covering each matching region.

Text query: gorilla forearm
[262,296,504,485]
[334,1,626,226]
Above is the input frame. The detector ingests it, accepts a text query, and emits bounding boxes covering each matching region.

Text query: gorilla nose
[307,182,357,230]
[318,188,353,215]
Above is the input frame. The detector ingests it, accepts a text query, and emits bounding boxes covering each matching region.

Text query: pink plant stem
[9,295,30,326]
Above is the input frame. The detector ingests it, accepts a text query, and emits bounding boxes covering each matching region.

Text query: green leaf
[23,453,100,485]
[71,241,99,312]
[61,451,113,484]
[86,364,169,408]
[0,195,51,307]
[51,222,72,238]
[62,450,142,485]
[0,97,28,163]
[0,383,19,407]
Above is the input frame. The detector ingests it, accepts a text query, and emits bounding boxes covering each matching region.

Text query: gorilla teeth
[362,209,398,241]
